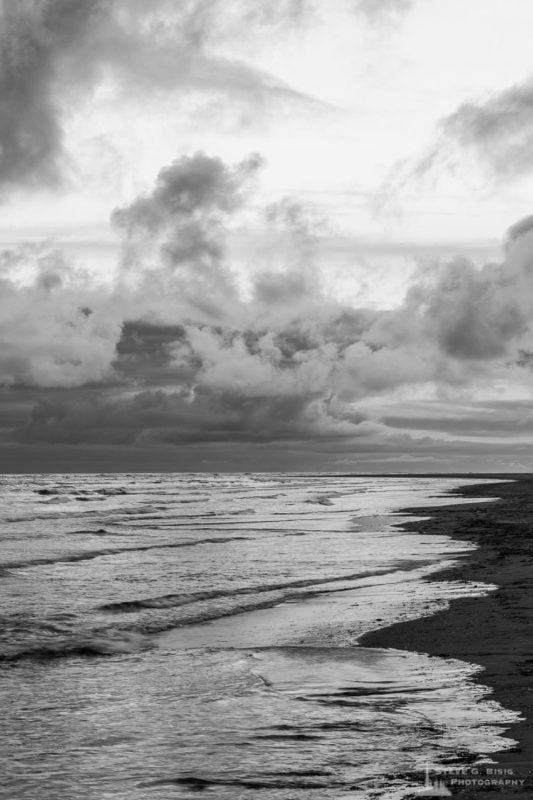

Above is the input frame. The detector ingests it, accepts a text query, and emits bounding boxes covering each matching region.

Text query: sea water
[0,474,519,798]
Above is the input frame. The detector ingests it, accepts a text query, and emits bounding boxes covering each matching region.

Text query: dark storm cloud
[115,321,189,385]
[374,397,533,439]
[13,388,381,445]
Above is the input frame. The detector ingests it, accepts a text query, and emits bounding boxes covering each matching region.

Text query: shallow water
[0,474,519,798]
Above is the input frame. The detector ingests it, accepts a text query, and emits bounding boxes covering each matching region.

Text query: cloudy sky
[3,0,533,472]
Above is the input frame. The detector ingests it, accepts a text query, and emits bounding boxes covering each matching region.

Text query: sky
[3,0,533,472]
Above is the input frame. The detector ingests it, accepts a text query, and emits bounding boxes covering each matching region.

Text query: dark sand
[360,476,533,798]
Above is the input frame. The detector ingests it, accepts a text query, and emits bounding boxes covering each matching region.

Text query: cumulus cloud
[0,150,262,390]
[5,150,533,449]
[405,257,529,360]
[112,151,262,323]
[0,247,121,388]
[112,152,262,236]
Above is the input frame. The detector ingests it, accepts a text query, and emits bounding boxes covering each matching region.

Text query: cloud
[115,321,189,385]
[0,0,418,194]
[506,212,533,244]
[439,80,533,179]
[409,257,529,360]
[352,0,414,23]
[92,2,316,104]
[0,150,262,390]
[5,151,533,450]
[0,0,106,189]
[112,150,262,322]
[0,247,122,388]
[0,1,313,193]
[13,388,386,446]
[242,0,310,26]
[387,78,533,192]
[112,152,262,235]
[179,0,415,33]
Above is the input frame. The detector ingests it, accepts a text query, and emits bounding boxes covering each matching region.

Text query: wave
[0,630,152,664]
[236,494,285,500]
[142,773,335,792]
[4,509,104,523]
[36,487,129,497]
[99,566,406,614]
[1,535,252,570]
[2,562,453,668]
[270,509,349,516]
[0,563,427,664]
[74,496,106,502]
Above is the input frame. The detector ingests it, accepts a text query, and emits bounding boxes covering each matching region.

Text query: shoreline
[359,476,533,798]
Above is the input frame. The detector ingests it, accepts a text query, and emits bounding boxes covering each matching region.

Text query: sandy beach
[361,476,533,798]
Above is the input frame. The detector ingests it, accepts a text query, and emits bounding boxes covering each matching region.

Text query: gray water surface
[0,474,517,798]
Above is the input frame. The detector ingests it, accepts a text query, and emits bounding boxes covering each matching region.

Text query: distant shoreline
[360,476,533,798]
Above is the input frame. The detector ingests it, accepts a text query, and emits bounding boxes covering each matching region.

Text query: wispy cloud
[0,0,105,189]
[381,76,533,200]
[439,80,533,178]
[0,0,317,193]
[352,0,414,24]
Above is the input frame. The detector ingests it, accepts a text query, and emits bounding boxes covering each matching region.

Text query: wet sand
[360,475,533,798]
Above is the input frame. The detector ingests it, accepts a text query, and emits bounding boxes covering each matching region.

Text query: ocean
[0,473,519,799]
